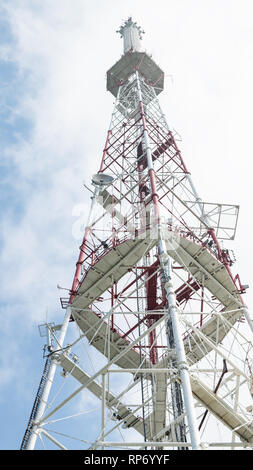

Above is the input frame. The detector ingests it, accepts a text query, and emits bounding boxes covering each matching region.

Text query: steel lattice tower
[22,18,253,451]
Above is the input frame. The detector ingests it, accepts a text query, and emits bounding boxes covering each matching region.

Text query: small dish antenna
[91,172,114,188]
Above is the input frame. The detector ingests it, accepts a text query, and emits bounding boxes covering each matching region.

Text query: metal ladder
[20,356,51,450]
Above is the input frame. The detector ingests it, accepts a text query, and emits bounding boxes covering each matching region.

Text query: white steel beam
[26,307,72,450]
[37,310,170,426]
[40,429,68,450]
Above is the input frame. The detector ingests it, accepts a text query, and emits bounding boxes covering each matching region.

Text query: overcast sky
[0,0,253,449]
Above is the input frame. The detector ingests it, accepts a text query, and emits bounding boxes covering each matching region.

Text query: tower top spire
[117,17,145,54]
[107,18,164,98]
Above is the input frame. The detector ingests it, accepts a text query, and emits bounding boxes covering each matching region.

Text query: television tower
[21,18,253,451]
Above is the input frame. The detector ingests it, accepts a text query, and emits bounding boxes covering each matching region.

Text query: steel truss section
[22,18,252,451]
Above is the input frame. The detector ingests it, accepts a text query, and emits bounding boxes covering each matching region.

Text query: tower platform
[107,51,164,97]
[70,232,249,445]
[72,231,242,313]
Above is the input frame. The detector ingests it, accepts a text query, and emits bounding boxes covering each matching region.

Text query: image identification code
[84,454,170,466]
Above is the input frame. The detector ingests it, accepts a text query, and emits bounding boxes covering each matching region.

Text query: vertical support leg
[231,373,240,449]
[101,373,106,450]
[244,307,253,336]
[166,315,188,448]
[162,256,201,450]
[26,307,72,450]
[70,185,99,303]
